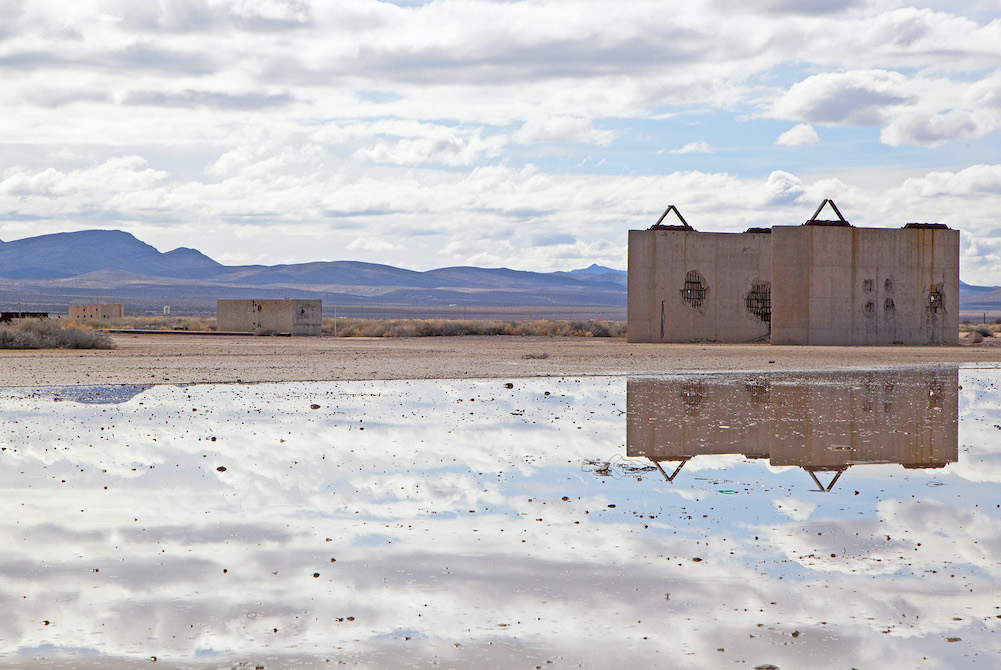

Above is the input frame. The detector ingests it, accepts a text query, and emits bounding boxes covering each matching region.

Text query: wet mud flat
[1,367,999,669]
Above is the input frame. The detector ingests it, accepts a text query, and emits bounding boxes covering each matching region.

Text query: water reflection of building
[626,370,958,491]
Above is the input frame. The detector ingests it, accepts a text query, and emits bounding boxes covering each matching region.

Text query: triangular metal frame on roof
[649,205,695,230]
[805,199,851,226]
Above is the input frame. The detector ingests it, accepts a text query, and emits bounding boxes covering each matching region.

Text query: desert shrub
[321,317,626,338]
[0,319,116,349]
[975,325,993,337]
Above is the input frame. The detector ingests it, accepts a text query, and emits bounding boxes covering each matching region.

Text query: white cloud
[770,68,1001,147]
[881,108,996,147]
[772,70,913,126]
[352,133,504,166]
[513,117,613,145]
[776,123,819,146]
[0,0,999,275]
[345,236,406,253]
[672,141,712,154]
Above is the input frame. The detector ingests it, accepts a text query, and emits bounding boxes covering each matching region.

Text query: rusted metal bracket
[805,199,851,226]
[649,205,695,231]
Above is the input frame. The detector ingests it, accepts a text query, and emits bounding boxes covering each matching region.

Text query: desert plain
[1,332,1000,387]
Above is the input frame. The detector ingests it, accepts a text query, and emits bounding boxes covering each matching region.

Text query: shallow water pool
[0,367,999,669]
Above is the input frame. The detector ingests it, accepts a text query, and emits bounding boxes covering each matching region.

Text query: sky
[0,0,1000,280]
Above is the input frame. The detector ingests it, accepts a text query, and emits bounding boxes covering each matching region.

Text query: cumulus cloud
[229,0,314,29]
[775,123,819,146]
[761,170,807,206]
[21,87,109,107]
[715,0,862,15]
[122,89,294,110]
[0,1,1000,274]
[772,70,913,126]
[770,67,1001,146]
[352,133,505,167]
[531,233,575,247]
[345,236,406,253]
[881,108,994,147]
[513,117,613,145]
[672,141,712,154]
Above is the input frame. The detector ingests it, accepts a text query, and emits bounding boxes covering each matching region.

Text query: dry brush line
[323,318,626,338]
[0,319,115,350]
[64,316,217,331]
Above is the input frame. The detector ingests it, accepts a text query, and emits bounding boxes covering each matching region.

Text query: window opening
[745,280,771,322]
[681,271,709,309]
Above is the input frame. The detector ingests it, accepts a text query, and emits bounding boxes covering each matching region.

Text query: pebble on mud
[310,404,321,409]
[216,466,226,472]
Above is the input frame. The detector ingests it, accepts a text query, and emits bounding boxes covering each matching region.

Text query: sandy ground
[2,333,1001,387]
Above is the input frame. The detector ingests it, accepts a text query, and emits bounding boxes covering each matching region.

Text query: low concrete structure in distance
[216,299,322,336]
[68,304,124,320]
[627,201,959,345]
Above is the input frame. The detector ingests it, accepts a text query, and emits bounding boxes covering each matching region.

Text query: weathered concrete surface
[628,229,772,343]
[770,226,959,345]
[69,304,124,320]
[216,299,321,335]
[626,369,958,471]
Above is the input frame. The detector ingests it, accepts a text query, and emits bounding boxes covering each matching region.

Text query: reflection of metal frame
[651,458,689,482]
[804,467,847,492]
[650,458,849,493]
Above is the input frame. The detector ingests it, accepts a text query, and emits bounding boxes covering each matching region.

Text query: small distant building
[217,299,322,336]
[68,304,123,321]
[627,201,959,345]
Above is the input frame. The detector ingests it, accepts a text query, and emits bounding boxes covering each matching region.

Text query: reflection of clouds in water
[0,373,998,668]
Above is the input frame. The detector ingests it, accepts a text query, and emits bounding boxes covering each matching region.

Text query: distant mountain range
[3,229,994,319]
[960,280,1001,314]
[0,230,627,317]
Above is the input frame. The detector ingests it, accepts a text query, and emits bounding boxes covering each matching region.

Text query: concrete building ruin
[68,304,124,321]
[627,201,959,345]
[216,299,322,336]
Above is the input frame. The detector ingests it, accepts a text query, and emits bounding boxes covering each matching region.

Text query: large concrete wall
[69,304,123,320]
[627,229,772,343]
[625,370,958,477]
[217,299,322,335]
[770,226,959,345]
